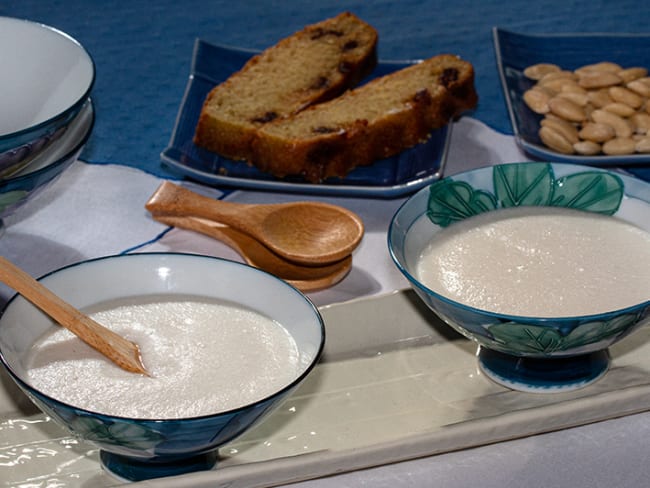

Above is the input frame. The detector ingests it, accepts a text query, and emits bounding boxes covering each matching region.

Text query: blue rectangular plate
[493,28,650,182]
[161,39,452,198]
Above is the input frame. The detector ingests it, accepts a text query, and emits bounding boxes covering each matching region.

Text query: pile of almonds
[522,62,650,155]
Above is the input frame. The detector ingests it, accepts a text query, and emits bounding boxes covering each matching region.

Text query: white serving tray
[2,289,650,487]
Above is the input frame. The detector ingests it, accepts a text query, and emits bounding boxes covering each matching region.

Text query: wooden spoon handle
[145,182,259,232]
[0,257,148,375]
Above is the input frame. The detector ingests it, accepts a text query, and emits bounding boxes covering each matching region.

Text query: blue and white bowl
[0,99,94,231]
[389,162,650,392]
[0,17,95,178]
[0,253,325,481]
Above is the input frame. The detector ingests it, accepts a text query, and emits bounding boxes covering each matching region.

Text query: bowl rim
[388,162,650,322]
[0,252,326,423]
[0,16,96,141]
[0,98,95,189]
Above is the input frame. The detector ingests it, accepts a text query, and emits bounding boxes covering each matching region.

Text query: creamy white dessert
[416,207,650,317]
[26,297,301,419]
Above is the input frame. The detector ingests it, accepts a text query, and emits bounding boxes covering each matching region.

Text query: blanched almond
[609,86,645,109]
[548,97,585,122]
[523,88,551,114]
[573,140,601,155]
[556,91,589,106]
[576,61,622,74]
[591,109,633,138]
[617,67,648,83]
[602,137,636,155]
[636,137,650,153]
[561,82,587,94]
[631,113,650,134]
[578,122,616,142]
[540,77,581,92]
[539,126,574,154]
[539,70,577,83]
[587,89,613,108]
[603,102,637,117]
[524,63,561,80]
[627,79,650,97]
[578,70,622,89]
[541,116,579,143]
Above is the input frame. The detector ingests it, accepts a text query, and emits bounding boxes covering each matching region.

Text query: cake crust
[250,54,478,182]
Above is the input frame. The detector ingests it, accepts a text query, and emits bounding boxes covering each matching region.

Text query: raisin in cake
[193,12,378,161]
[250,54,478,182]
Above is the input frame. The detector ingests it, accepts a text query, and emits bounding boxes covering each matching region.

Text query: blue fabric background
[2,1,648,178]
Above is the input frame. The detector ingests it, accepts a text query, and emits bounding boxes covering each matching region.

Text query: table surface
[2,1,650,487]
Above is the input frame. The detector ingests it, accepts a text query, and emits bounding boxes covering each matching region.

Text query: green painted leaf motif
[70,416,165,449]
[551,172,624,215]
[488,313,639,354]
[560,313,639,350]
[489,322,564,354]
[425,163,626,228]
[426,180,497,227]
[0,190,27,212]
[493,162,554,207]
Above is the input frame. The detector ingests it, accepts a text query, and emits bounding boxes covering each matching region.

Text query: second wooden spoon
[145,182,364,266]
[152,214,352,291]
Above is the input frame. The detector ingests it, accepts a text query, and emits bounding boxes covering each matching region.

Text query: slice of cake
[250,54,478,182]
[193,12,378,161]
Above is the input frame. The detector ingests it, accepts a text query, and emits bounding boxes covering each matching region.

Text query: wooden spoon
[145,182,364,266]
[152,213,352,292]
[0,256,149,375]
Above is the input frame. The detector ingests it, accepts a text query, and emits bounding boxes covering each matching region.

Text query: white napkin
[0,117,527,307]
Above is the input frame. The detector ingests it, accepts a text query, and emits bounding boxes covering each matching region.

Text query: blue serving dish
[161,39,453,198]
[493,28,650,182]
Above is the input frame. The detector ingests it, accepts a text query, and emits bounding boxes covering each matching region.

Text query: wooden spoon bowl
[146,182,364,266]
[152,214,352,291]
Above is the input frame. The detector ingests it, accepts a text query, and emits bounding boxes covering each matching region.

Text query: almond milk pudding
[26,297,302,419]
[416,207,650,317]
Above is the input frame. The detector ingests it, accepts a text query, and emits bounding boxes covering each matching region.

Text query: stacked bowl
[0,17,95,230]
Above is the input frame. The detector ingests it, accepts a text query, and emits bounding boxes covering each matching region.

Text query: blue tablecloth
[3,0,649,178]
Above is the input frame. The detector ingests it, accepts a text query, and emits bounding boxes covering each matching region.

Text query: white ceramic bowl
[0,17,94,177]
[0,253,325,481]
[0,98,94,231]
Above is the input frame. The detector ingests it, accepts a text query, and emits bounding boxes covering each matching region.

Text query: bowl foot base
[477,347,610,393]
[100,449,219,482]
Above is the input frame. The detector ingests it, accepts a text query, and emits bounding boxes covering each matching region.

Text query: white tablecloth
[3,117,649,488]
[0,117,526,308]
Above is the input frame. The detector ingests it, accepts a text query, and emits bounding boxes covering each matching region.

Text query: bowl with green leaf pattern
[388,162,650,393]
